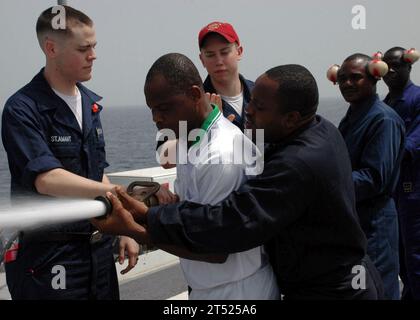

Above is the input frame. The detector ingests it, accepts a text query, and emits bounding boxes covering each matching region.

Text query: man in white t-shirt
[127,53,278,299]
[174,93,274,300]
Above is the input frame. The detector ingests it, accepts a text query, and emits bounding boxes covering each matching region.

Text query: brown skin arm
[116,188,227,263]
[93,191,228,263]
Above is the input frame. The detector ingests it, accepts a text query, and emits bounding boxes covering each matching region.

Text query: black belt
[21,230,103,244]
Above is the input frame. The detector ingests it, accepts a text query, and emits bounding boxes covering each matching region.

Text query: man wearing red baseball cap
[198,21,253,131]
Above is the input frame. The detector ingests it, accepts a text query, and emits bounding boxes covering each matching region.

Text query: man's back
[260,116,367,289]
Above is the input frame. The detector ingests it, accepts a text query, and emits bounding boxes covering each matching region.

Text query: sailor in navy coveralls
[1,6,138,300]
[337,53,405,300]
[383,47,420,299]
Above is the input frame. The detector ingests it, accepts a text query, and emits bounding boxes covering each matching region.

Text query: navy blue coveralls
[203,74,254,131]
[339,94,405,300]
[384,81,420,299]
[1,69,118,300]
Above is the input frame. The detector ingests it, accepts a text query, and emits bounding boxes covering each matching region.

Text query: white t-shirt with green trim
[175,107,278,300]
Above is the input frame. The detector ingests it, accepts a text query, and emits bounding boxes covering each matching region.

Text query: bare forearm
[102,174,111,184]
[35,168,116,198]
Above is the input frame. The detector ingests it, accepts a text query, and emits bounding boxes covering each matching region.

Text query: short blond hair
[36,5,93,47]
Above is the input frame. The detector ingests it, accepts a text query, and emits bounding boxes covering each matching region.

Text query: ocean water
[0,98,348,205]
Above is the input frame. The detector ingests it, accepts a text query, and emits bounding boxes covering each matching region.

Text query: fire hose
[0,181,160,264]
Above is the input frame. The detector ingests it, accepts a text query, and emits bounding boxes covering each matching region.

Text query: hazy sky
[0,0,419,108]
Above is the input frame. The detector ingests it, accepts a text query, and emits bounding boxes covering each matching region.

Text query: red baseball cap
[198,22,240,48]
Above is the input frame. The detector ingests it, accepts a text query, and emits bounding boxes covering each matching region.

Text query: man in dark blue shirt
[383,46,420,299]
[94,64,383,299]
[337,53,405,299]
[1,6,138,300]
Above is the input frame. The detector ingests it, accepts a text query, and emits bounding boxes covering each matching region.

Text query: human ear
[190,85,203,102]
[236,45,243,60]
[44,38,58,58]
[286,111,301,129]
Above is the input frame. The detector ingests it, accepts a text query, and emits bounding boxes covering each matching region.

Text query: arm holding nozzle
[91,192,151,244]
[35,168,117,198]
[92,188,228,263]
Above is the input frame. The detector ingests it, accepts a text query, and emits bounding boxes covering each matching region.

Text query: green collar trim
[191,104,221,147]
